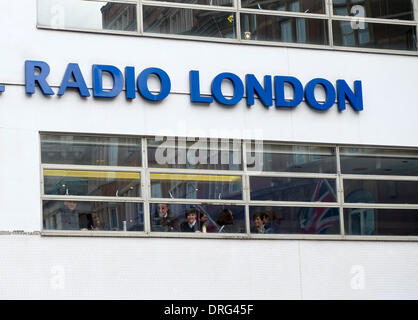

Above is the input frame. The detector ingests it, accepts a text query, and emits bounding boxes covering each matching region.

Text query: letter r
[25,60,54,95]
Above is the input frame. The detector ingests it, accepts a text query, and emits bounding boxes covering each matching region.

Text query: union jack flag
[299,179,340,234]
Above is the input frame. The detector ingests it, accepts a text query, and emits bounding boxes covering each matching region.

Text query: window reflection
[241,14,329,44]
[150,173,242,200]
[250,177,337,202]
[332,0,414,20]
[37,0,137,32]
[250,206,341,234]
[150,203,246,233]
[344,180,418,204]
[43,170,141,197]
[147,137,242,170]
[150,0,233,6]
[333,21,417,51]
[340,147,418,176]
[246,143,336,173]
[344,208,418,236]
[41,134,142,166]
[43,200,144,231]
[241,0,325,14]
[143,6,236,38]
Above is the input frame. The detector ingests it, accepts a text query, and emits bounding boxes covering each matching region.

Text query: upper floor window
[37,0,418,54]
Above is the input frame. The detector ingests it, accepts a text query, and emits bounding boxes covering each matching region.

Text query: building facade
[0,0,418,299]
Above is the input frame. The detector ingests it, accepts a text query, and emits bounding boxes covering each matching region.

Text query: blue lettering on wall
[93,64,124,98]
[337,79,363,111]
[25,60,54,95]
[211,72,244,106]
[21,60,363,112]
[137,67,171,101]
[58,63,90,97]
[274,76,304,108]
[190,70,213,104]
[305,78,336,111]
[246,74,273,107]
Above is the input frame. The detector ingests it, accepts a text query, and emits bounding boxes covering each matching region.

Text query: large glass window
[340,147,418,176]
[41,134,142,167]
[147,137,242,170]
[250,177,337,202]
[41,133,144,232]
[241,0,326,14]
[150,203,245,233]
[332,20,417,51]
[143,6,236,39]
[40,133,418,239]
[43,169,141,197]
[43,200,144,231]
[150,173,243,200]
[344,208,418,236]
[250,206,341,235]
[37,0,418,53]
[246,143,336,173]
[332,0,414,20]
[240,14,329,45]
[37,0,138,32]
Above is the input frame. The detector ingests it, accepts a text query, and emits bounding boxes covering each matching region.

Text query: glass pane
[37,0,137,32]
[41,134,142,166]
[340,147,418,176]
[332,0,414,20]
[44,169,141,197]
[250,206,341,234]
[250,177,337,202]
[150,0,233,7]
[242,0,325,14]
[240,14,328,44]
[246,143,336,173]
[147,137,242,170]
[150,173,242,200]
[143,6,236,39]
[332,20,417,51]
[43,200,144,231]
[344,179,418,204]
[344,208,418,236]
[150,203,245,233]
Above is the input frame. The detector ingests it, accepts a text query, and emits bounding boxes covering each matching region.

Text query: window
[41,133,418,239]
[37,0,418,54]
[41,133,144,232]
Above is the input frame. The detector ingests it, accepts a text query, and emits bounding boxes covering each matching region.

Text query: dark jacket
[152,211,179,232]
[180,221,199,232]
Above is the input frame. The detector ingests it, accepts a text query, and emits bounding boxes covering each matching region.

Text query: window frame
[39,132,418,241]
[35,0,418,55]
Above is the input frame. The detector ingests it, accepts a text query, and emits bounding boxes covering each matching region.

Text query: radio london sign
[2,60,364,111]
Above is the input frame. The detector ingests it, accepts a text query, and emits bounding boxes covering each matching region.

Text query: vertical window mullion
[242,140,251,235]
[327,0,334,47]
[137,0,143,35]
[236,0,241,41]
[142,137,151,234]
[336,146,345,236]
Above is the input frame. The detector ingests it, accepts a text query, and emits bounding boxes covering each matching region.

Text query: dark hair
[264,210,278,221]
[185,207,198,218]
[253,212,265,221]
[199,211,207,219]
[216,209,233,225]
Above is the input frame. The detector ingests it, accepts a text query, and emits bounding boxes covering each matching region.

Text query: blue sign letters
[23,60,363,112]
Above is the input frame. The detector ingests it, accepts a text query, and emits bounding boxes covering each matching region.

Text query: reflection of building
[332,0,415,49]
[101,3,137,31]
